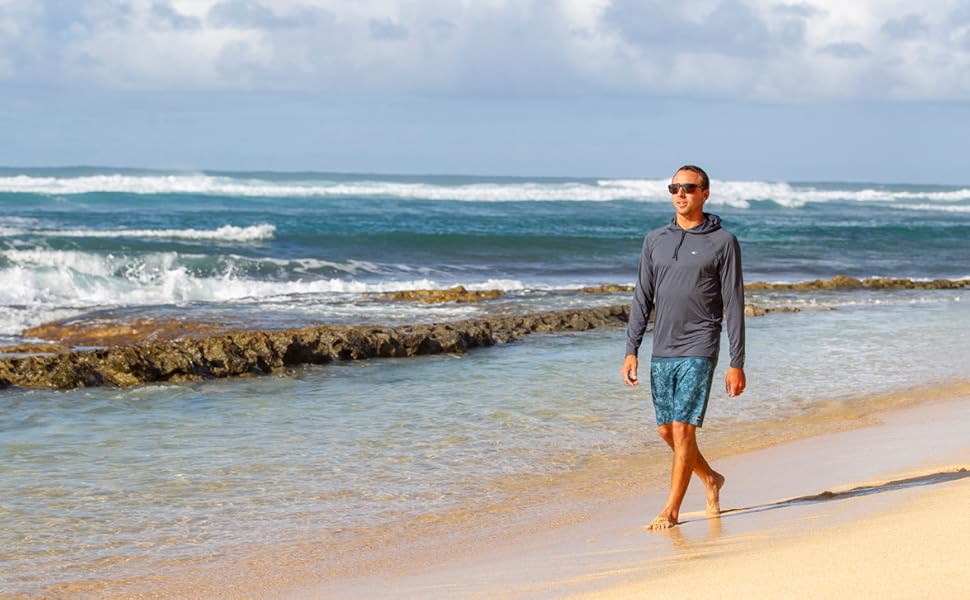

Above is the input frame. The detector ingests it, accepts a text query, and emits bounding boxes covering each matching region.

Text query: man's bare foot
[645,515,677,531]
[706,471,725,516]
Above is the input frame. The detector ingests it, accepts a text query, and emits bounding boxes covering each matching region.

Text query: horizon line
[0,164,966,188]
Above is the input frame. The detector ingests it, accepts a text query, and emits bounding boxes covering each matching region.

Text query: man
[621,164,746,531]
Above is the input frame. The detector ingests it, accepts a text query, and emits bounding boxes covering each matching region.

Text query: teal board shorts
[649,357,716,427]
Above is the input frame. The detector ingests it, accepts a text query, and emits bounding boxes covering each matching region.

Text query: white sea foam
[0,174,678,202]
[3,249,397,279]
[0,217,38,237]
[228,255,386,275]
[0,216,41,226]
[35,223,276,242]
[0,249,550,335]
[891,203,970,213]
[3,173,970,206]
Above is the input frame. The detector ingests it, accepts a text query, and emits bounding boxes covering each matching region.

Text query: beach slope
[315,392,970,600]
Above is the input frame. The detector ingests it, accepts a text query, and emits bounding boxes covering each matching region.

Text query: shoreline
[572,470,970,600]
[45,378,969,599]
[571,474,970,600]
[313,384,970,600]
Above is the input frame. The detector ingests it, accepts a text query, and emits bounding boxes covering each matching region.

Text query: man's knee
[671,421,697,445]
[657,424,673,444]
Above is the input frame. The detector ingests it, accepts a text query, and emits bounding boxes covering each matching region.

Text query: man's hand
[622,355,639,386]
[725,367,746,397]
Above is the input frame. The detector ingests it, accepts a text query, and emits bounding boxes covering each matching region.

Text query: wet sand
[573,473,969,599]
[311,387,970,599]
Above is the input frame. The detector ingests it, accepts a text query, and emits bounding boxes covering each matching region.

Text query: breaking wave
[24,224,276,242]
[2,172,969,207]
[0,248,546,336]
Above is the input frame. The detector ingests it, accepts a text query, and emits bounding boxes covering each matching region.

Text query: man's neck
[676,213,705,230]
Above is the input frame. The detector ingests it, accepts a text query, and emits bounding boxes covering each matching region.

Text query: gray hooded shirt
[625,213,745,369]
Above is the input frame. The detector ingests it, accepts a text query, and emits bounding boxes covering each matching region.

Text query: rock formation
[369,286,504,303]
[0,306,630,390]
[23,319,230,347]
[9,272,959,389]
[746,275,970,291]
[581,284,634,293]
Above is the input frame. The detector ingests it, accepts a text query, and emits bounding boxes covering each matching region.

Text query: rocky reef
[581,284,634,293]
[369,286,504,303]
[742,304,832,317]
[746,275,970,291]
[0,306,631,390]
[384,276,970,302]
[7,273,962,390]
[23,319,231,347]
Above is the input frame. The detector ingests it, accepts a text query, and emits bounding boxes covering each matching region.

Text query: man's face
[670,169,709,219]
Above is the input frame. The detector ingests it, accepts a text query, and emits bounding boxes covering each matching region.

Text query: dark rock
[746,275,970,291]
[0,343,70,355]
[23,318,230,347]
[369,286,504,304]
[0,306,630,390]
[581,284,634,293]
[0,300,835,390]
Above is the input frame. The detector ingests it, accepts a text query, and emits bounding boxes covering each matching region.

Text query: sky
[1,0,969,183]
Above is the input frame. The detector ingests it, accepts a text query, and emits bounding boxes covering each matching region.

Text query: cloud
[772,3,822,18]
[881,14,928,40]
[207,0,317,30]
[0,0,968,101]
[368,17,408,41]
[152,1,201,30]
[818,41,870,59]
[604,0,805,58]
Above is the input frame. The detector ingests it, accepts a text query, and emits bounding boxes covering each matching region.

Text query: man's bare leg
[656,423,725,515]
[646,422,720,530]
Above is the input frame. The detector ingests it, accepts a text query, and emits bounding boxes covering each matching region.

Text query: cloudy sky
[2,0,969,182]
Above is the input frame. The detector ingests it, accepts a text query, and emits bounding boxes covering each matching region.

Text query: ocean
[1,168,969,596]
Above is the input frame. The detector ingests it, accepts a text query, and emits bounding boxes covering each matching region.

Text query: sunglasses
[668,183,704,194]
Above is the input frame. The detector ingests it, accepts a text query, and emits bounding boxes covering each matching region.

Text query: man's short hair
[675,165,710,190]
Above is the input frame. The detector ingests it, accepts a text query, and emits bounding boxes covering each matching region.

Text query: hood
[667,212,722,234]
[666,213,722,260]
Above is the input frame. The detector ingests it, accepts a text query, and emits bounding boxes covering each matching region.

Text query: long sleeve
[719,234,746,368]
[625,236,654,356]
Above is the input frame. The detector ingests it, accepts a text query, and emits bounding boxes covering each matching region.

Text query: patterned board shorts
[650,356,717,427]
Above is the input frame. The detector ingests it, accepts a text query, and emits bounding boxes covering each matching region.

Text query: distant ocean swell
[0,223,276,241]
[2,173,970,208]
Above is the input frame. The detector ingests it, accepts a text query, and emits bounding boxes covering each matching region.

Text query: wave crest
[0,249,543,335]
[3,173,969,207]
[29,223,276,242]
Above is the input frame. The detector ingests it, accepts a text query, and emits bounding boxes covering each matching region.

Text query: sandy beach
[313,387,970,600]
[574,474,969,600]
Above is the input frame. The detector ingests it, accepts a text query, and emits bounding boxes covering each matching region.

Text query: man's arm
[720,234,746,396]
[623,237,654,386]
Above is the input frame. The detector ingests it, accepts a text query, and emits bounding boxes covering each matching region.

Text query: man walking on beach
[622,165,746,530]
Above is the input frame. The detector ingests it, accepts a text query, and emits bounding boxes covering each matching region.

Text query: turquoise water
[2,168,970,594]
[2,169,969,342]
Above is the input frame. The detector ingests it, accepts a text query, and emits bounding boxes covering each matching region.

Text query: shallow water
[1,291,968,595]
